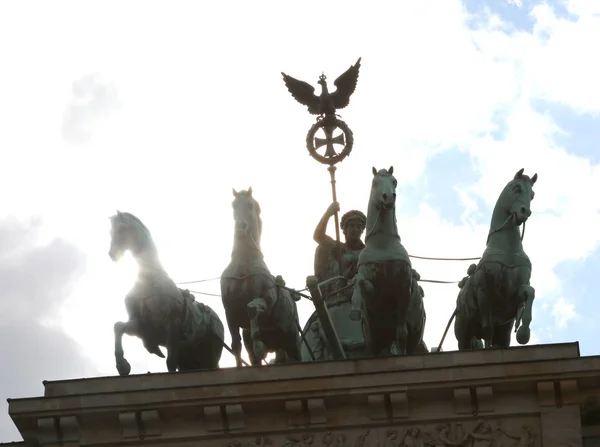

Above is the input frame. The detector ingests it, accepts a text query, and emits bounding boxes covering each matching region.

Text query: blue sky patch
[402,149,480,225]
[539,248,600,355]
[464,0,578,34]
[532,99,600,163]
[464,0,536,33]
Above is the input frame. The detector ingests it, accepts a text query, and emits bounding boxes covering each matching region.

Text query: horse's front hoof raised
[516,326,531,345]
[116,359,131,376]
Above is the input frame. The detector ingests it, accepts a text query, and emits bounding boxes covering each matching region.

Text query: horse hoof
[253,341,267,362]
[166,360,178,373]
[116,359,131,376]
[516,326,531,345]
[349,309,362,321]
[481,324,492,340]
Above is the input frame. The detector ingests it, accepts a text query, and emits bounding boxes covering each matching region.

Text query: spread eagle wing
[332,57,361,110]
[281,72,321,114]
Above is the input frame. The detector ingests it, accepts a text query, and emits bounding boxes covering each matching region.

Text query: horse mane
[366,168,400,241]
[121,212,151,234]
[113,211,156,251]
[375,169,393,177]
[496,174,537,208]
[502,175,535,192]
[254,199,263,238]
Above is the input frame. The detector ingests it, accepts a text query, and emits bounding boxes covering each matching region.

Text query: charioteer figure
[313,201,367,302]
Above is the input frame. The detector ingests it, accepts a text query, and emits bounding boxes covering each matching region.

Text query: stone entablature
[4,343,599,447]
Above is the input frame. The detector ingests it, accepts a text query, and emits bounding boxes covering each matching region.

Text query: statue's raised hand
[327,201,340,216]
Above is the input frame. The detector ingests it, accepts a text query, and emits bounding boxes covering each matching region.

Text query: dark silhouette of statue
[313,201,366,302]
[281,58,361,120]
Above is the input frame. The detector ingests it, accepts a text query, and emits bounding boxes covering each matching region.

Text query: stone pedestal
[4,342,600,446]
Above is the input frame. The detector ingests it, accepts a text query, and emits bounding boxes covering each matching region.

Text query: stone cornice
[40,342,580,399]
[6,342,599,447]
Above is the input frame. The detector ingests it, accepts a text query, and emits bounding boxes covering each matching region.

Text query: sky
[1,0,600,441]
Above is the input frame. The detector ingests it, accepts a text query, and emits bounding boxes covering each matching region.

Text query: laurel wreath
[306,118,354,165]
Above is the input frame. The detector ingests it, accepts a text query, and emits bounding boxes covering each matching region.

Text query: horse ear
[248,186,253,196]
[514,168,524,179]
[116,210,122,216]
[372,167,377,176]
[388,166,394,175]
[531,173,538,184]
[232,188,238,197]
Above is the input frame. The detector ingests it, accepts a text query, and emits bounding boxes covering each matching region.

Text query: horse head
[371,166,397,212]
[232,187,262,242]
[108,210,151,261]
[499,168,537,226]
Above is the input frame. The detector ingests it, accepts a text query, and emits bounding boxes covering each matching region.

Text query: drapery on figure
[313,201,367,302]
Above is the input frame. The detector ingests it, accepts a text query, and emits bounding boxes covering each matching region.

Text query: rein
[486,212,526,245]
[249,232,264,256]
[364,207,380,242]
[365,204,397,242]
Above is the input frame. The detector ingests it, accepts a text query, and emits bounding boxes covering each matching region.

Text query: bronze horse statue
[220,188,302,366]
[453,168,537,349]
[350,167,426,356]
[109,211,224,375]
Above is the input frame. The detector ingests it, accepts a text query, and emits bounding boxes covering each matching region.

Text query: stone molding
[4,343,594,446]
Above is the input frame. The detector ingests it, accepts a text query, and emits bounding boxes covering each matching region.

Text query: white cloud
[528,3,600,112]
[62,74,120,144]
[565,0,600,16]
[552,296,578,328]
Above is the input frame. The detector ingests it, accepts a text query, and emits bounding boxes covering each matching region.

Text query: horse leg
[242,328,260,366]
[247,297,268,364]
[454,313,467,351]
[393,296,410,356]
[226,312,244,368]
[283,325,302,364]
[454,314,479,350]
[516,284,535,345]
[391,264,412,356]
[476,287,493,348]
[114,320,139,376]
[166,325,181,373]
[350,273,372,321]
[492,323,512,349]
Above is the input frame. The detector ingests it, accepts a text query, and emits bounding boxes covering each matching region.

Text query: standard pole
[327,165,342,268]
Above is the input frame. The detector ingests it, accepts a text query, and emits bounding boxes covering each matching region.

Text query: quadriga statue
[453,168,537,349]
[109,211,224,375]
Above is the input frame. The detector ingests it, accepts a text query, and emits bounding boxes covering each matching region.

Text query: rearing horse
[453,168,537,349]
[220,188,302,366]
[350,167,419,356]
[109,211,224,375]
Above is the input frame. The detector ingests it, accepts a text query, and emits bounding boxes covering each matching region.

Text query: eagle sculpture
[281,57,361,119]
